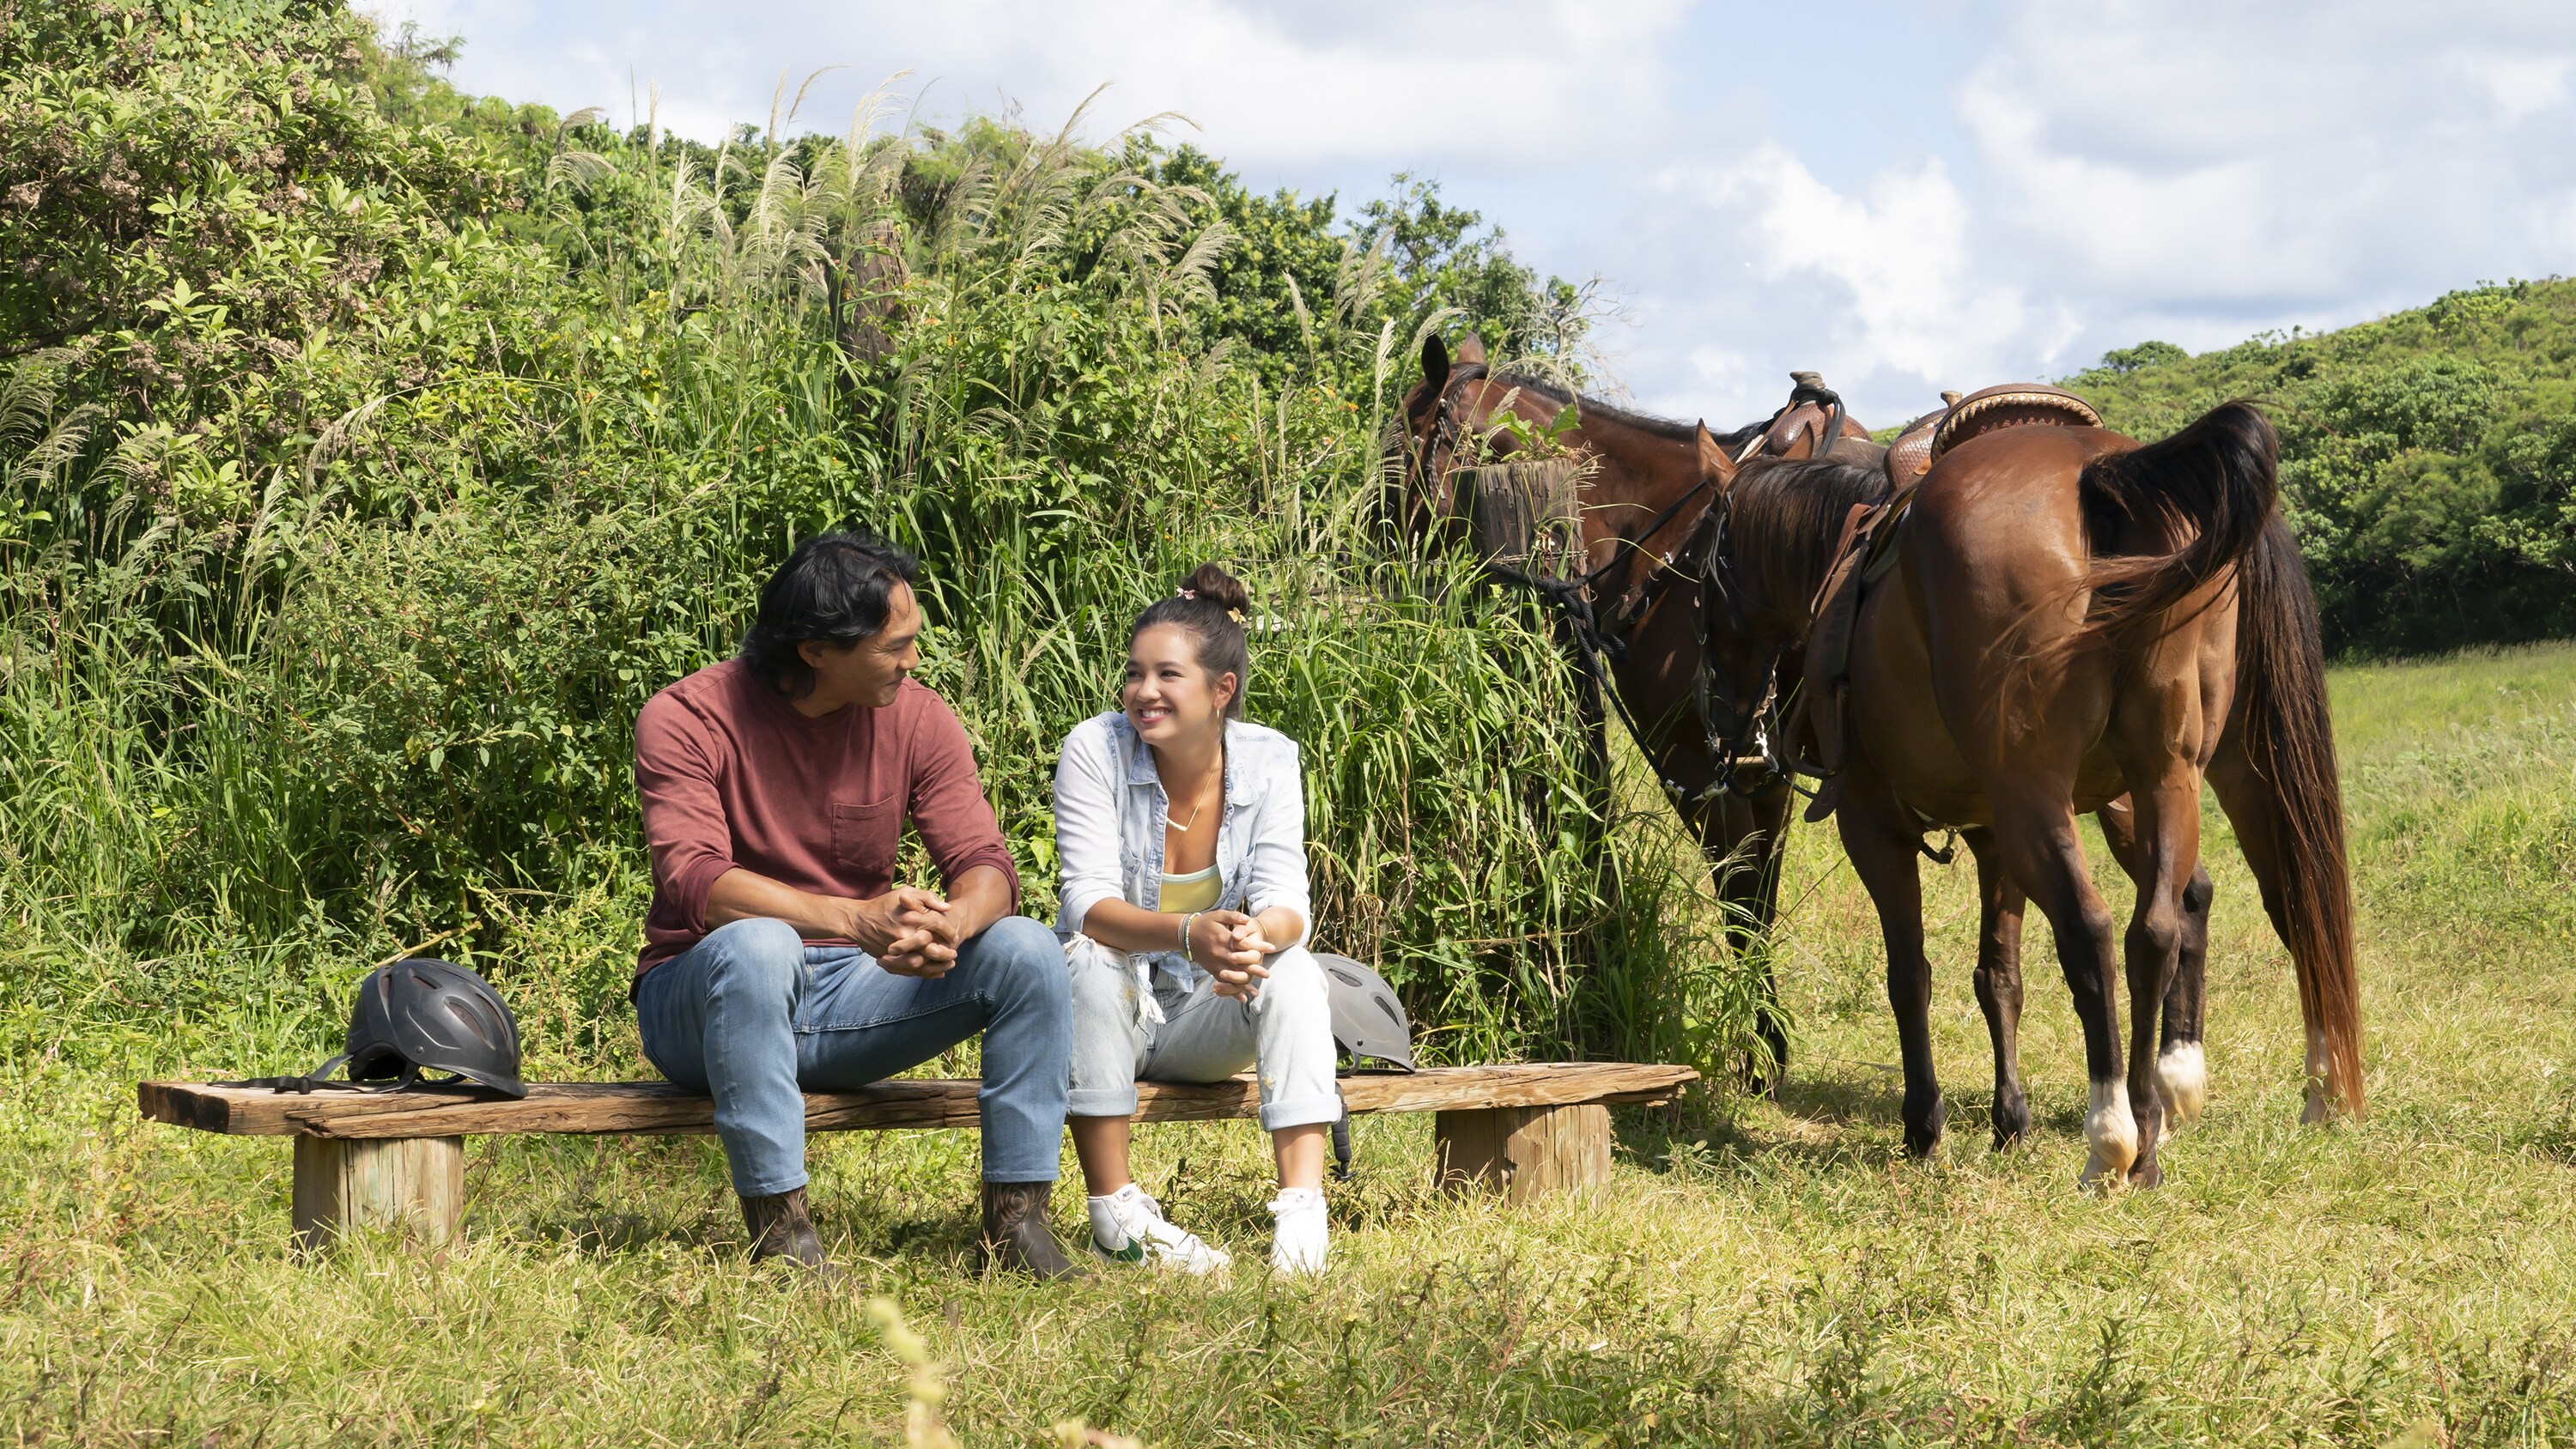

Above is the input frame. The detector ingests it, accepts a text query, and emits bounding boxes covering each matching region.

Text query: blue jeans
[635,915,1071,1195]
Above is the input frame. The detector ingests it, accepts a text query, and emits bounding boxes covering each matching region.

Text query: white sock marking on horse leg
[2081,1079,2139,1187]
[2157,1042,2208,1134]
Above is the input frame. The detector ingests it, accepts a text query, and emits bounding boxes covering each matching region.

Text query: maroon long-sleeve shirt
[632,659,1022,975]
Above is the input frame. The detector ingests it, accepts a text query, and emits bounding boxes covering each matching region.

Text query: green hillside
[2068,280,2576,654]
[0,0,1753,1084]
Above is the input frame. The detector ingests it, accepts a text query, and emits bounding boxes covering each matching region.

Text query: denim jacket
[1052,712,1311,1022]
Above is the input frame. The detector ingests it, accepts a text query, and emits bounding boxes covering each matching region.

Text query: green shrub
[2071,281,2576,652]
[0,0,1767,1081]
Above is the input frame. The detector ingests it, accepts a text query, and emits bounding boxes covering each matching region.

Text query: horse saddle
[1802,382,2105,822]
[1753,371,1882,465]
[1881,382,2102,489]
[1794,493,1911,822]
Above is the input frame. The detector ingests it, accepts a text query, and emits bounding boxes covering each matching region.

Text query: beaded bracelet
[1178,911,1203,955]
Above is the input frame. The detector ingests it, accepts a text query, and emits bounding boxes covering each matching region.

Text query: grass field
[5,644,2573,1446]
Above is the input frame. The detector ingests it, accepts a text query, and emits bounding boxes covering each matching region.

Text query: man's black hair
[739,532,920,699]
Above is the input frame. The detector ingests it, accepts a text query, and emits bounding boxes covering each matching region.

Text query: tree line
[2073,281,2576,655]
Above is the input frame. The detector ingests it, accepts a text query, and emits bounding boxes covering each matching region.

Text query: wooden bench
[139,1062,1697,1249]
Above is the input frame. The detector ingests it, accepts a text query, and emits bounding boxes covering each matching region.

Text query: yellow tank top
[1156,864,1222,915]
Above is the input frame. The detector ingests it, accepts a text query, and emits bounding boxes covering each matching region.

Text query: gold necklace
[1163,755,1223,833]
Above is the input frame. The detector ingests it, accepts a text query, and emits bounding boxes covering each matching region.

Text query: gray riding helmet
[337,957,526,1097]
[1315,953,1414,1072]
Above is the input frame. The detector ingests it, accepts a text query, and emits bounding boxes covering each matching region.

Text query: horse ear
[1698,421,1738,490]
[1455,331,1488,365]
[1419,333,1450,390]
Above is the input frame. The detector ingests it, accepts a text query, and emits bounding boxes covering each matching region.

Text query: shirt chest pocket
[829,796,902,882]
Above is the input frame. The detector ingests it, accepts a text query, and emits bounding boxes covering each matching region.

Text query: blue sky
[385,0,2576,427]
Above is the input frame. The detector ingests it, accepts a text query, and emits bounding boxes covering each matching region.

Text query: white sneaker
[1267,1188,1328,1276]
[1086,1184,1230,1274]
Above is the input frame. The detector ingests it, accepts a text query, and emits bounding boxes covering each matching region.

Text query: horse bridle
[1403,364,1760,805]
[1407,365,1726,603]
[1687,372,1876,799]
[1400,362,1479,521]
[1689,482,1804,801]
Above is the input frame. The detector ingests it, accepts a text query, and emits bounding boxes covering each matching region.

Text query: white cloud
[397,0,1686,168]
[2459,54,2572,120]
[1600,147,2072,426]
[1958,0,2576,307]
[1734,149,2042,383]
[1598,0,2576,422]
[386,0,2576,428]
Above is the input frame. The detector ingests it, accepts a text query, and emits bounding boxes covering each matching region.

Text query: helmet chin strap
[213,1052,375,1094]
[217,1053,471,1095]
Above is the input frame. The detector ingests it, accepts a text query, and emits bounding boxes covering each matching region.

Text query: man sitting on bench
[632,532,1080,1279]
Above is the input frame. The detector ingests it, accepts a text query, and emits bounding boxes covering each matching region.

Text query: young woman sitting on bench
[1053,565,1340,1276]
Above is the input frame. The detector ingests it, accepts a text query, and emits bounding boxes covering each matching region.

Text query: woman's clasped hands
[1184,909,1278,999]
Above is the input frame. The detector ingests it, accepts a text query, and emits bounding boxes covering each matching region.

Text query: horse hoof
[2126,1156,2164,1191]
[1990,1091,2031,1150]
[1754,1033,1791,1103]
[2156,1043,2207,1130]
[2080,1081,2139,1187]
[1903,1089,1947,1158]
[2080,1148,2138,1192]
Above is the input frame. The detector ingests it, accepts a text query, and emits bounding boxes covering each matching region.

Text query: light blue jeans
[635,915,1071,1195]
[1066,943,1342,1131]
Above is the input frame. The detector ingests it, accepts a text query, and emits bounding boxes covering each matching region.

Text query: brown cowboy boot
[976,1180,1085,1280]
[740,1186,835,1276]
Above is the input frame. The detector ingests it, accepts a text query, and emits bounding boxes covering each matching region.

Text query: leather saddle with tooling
[1795,383,2106,822]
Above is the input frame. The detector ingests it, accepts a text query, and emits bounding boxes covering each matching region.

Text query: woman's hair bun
[1180,562,1251,616]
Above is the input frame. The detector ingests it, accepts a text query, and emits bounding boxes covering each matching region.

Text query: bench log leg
[292,1135,465,1251]
[1435,1102,1610,1203]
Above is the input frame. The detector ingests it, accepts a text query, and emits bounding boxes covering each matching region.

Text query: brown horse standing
[1695,403,2362,1185]
[1391,334,1814,1078]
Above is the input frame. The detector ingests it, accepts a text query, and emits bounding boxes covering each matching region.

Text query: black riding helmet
[278,958,527,1097]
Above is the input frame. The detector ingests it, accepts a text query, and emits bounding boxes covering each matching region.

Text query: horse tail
[2227,518,2366,1116]
[2064,400,2280,655]
[2072,400,2363,1115]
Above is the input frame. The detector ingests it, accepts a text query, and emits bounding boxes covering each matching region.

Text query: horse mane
[1727,457,1892,615]
[1475,367,1771,454]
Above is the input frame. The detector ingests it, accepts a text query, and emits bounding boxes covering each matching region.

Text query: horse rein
[1693,380,1878,805]
[1685,480,1798,801]
[1408,363,1720,603]
[1404,364,1748,805]
[1405,366,1871,815]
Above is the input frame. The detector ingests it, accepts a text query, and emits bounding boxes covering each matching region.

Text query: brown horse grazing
[1389,333,1805,1079]
[1679,433,2220,1153]
[1693,403,2360,1185]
